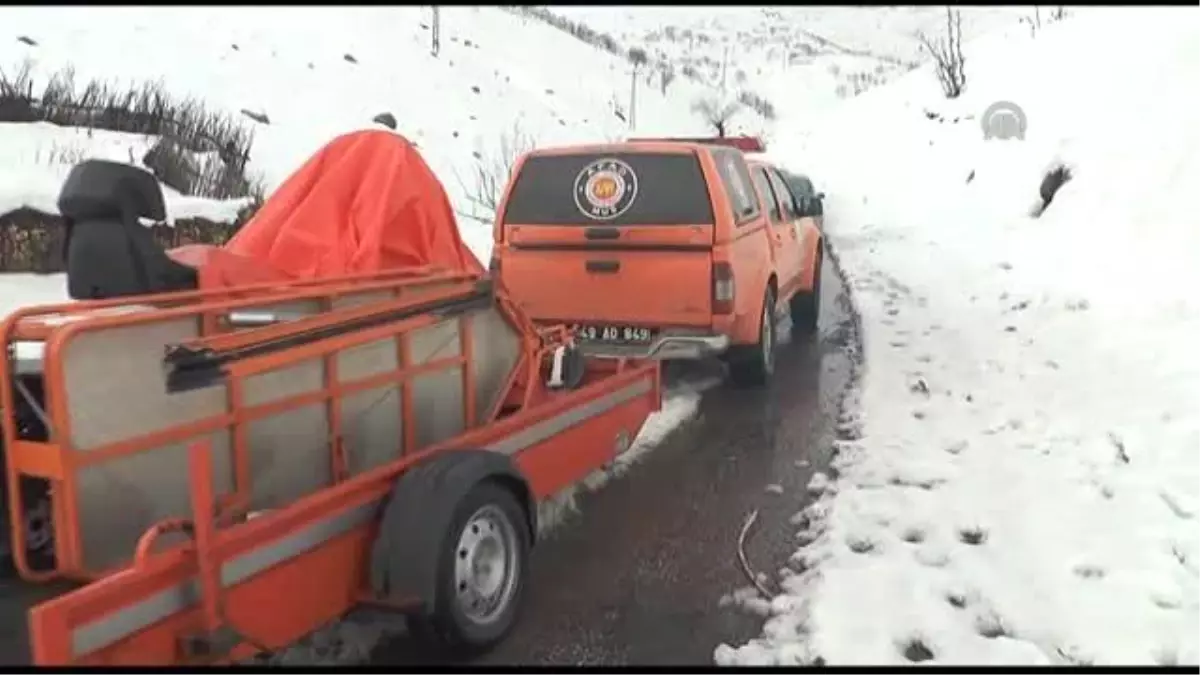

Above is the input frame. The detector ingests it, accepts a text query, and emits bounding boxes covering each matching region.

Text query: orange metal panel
[27,366,659,665]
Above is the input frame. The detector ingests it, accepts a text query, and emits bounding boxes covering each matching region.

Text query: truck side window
[766,169,799,221]
[750,168,783,225]
[712,149,759,226]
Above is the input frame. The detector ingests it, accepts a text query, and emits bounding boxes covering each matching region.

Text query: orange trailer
[0,266,661,664]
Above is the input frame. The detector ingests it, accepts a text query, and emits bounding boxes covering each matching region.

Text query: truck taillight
[713,262,735,314]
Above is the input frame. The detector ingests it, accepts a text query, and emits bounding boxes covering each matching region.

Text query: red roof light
[627,136,766,153]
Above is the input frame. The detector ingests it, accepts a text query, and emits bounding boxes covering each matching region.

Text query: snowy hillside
[0,5,735,259]
[0,122,252,223]
[717,6,1199,666]
[548,6,1026,122]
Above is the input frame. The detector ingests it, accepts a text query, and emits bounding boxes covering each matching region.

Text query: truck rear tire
[727,287,776,387]
[790,246,823,337]
[406,481,531,654]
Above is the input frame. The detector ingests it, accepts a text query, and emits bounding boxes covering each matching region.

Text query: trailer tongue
[1,132,662,665]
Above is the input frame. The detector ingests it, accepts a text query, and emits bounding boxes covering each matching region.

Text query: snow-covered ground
[547,6,1026,124]
[717,7,1199,666]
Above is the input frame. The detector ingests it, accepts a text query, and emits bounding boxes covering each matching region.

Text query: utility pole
[431,6,441,57]
[628,66,637,130]
[720,44,730,94]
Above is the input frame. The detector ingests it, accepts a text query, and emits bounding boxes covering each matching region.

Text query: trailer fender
[368,449,535,612]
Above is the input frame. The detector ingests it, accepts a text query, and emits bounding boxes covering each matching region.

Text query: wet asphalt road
[373,261,860,666]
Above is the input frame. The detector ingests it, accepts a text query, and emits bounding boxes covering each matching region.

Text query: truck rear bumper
[577,331,730,361]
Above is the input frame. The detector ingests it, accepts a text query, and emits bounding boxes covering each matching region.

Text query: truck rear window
[501,152,715,226]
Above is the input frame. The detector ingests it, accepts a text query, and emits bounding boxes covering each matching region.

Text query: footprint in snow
[945,590,969,608]
[901,638,935,663]
[1159,490,1195,520]
[889,475,943,490]
[958,526,988,546]
[974,609,1011,639]
[846,535,877,554]
[1070,562,1104,578]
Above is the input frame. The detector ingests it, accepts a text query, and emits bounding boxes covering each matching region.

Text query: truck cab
[490,136,824,386]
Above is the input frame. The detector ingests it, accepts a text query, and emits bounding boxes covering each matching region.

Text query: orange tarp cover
[169,129,483,289]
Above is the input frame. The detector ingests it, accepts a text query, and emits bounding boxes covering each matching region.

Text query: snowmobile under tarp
[60,129,482,302]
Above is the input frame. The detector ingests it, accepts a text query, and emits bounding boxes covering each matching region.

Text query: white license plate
[571,324,655,344]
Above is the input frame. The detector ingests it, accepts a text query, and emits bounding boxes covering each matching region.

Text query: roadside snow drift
[718,7,1199,666]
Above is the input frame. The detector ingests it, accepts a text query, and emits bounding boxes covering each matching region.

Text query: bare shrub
[0,61,268,271]
[916,8,966,99]
[32,142,87,167]
[660,63,676,94]
[456,122,536,225]
[692,95,742,137]
[141,137,266,203]
[1020,7,1043,37]
[0,60,259,199]
[628,46,649,69]
[737,90,776,121]
[1022,5,1068,35]
[1031,164,1073,218]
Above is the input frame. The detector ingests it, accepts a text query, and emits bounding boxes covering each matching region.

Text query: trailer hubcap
[454,504,519,625]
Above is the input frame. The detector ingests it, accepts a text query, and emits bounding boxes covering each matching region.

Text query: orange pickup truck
[489,136,824,386]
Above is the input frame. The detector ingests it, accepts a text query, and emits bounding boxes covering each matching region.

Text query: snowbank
[718,7,1199,666]
[0,122,251,223]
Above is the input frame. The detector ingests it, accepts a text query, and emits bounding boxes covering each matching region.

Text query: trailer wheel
[407,480,530,653]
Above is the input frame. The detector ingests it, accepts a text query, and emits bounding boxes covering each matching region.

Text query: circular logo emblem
[573,158,639,221]
[981,100,1027,141]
